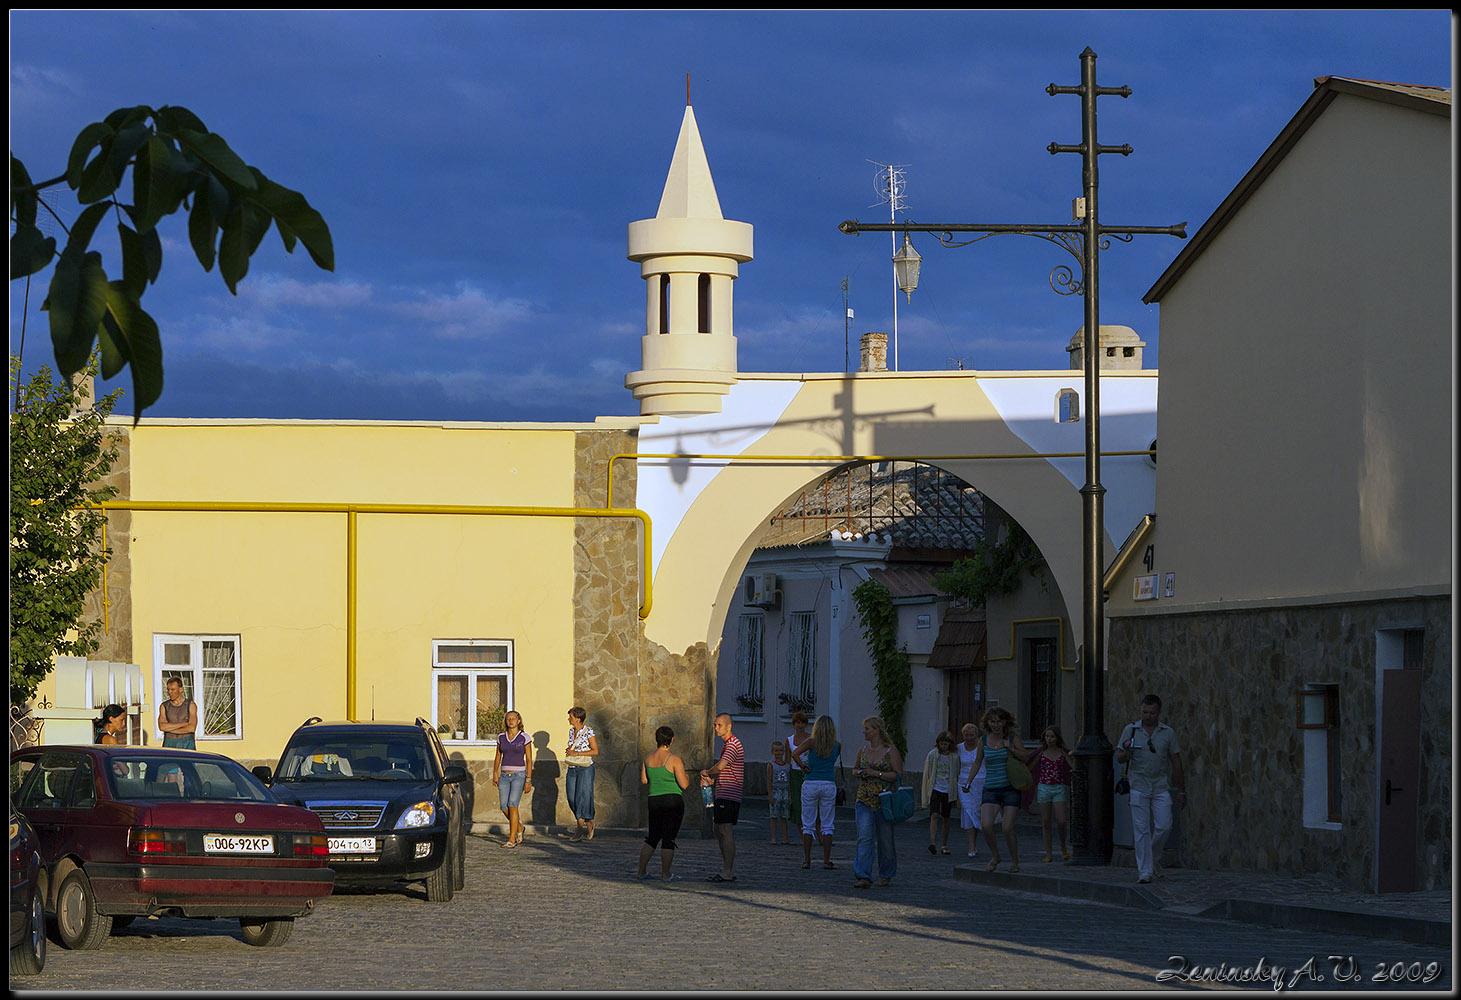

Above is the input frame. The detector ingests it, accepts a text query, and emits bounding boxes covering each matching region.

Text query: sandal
[501,840,517,849]
[1062,849,1072,861]
[1041,854,1053,863]
[801,860,811,869]
[984,858,1000,872]
[928,844,937,855]
[940,847,950,855]
[662,874,682,883]
[823,861,836,870]
[1009,864,1021,873]
[637,871,655,880]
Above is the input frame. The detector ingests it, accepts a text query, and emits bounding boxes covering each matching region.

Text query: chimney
[859,332,888,373]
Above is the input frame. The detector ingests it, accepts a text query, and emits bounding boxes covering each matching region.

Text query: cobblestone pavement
[15,804,1452,993]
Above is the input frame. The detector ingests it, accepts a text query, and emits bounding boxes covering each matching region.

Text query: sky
[8,10,1454,423]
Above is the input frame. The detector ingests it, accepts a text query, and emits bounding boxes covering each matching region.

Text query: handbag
[1115,724,1133,795]
[1006,753,1033,791]
[879,786,915,823]
[834,747,847,806]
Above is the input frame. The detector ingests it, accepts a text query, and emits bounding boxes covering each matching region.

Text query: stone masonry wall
[1107,595,1450,890]
[84,426,133,665]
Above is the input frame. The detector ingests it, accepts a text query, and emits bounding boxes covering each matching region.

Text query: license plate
[203,834,274,854]
[328,837,378,854]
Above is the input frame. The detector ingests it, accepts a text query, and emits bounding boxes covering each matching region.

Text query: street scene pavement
[16,799,1450,993]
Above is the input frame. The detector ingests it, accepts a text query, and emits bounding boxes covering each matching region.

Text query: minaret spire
[625,102,753,416]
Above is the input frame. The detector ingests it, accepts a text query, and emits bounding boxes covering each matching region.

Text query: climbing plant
[851,578,912,757]
[934,511,1047,607]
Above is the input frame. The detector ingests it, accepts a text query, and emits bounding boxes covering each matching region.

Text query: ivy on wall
[934,512,1047,607]
[852,578,912,757]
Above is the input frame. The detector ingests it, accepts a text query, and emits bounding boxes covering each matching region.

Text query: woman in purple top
[493,711,534,848]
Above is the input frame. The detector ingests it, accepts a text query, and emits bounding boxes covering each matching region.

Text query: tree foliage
[851,578,913,757]
[9,356,121,705]
[10,104,333,420]
[934,510,1047,607]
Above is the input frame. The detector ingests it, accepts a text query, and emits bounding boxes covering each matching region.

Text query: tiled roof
[757,462,986,551]
[927,609,987,670]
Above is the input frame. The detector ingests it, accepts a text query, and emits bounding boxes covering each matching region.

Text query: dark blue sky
[9,11,1453,421]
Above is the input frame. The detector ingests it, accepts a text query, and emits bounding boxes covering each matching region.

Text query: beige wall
[1109,95,1451,615]
[119,421,583,764]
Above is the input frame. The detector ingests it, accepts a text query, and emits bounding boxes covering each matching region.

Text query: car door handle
[1385,779,1404,805]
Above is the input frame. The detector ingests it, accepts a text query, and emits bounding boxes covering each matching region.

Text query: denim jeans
[853,802,896,881]
[497,770,526,813]
[566,764,595,822]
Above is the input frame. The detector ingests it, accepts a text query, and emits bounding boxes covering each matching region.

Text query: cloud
[240,274,375,310]
[383,282,536,340]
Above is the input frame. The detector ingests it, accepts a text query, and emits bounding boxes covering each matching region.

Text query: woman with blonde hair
[851,715,903,888]
[493,710,533,847]
[790,714,840,870]
[967,706,1032,872]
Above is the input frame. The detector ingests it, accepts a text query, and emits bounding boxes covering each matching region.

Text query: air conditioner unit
[745,573,779,606]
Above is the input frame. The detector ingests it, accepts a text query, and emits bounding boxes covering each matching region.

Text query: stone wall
[1107,595,1451,890]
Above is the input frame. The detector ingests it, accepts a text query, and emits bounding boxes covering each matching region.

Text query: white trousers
[801,779,837,837]
[1129,788,1172,878]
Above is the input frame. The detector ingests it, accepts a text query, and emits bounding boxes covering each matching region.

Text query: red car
[9,745,334,949]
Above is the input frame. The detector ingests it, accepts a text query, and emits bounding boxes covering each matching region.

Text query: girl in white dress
[956,722,986,857]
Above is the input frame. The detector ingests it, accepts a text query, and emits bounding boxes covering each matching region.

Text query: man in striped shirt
[702,713,744,882]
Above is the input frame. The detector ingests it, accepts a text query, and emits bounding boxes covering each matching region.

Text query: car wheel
[239,916,294,947]
[55,869,111,950]
[9,883,46,975]
[425,837,454,902]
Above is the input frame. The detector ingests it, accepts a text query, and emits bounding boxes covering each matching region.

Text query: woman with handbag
[967,707,1032,873]
[790,714,840,870]
[851,716,903,888]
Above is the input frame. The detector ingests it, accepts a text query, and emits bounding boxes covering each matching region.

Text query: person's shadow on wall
[530,731,559,827]
[445,751,476,824]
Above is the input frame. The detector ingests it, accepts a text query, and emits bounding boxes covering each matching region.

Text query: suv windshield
[276,736,432,781]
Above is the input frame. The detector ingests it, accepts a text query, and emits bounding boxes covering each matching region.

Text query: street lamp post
[838,47,1185,864]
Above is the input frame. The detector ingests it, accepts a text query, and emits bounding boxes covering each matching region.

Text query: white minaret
[625,105,753,415]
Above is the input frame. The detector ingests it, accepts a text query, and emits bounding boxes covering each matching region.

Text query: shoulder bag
[1006,750,1033,791]
[879,785,915,823]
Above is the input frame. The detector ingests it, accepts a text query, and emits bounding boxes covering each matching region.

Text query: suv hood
[270,777,439,803]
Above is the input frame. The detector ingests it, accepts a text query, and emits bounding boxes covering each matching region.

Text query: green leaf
[133,134,181,233]
[11,154,38,224]
[106,121,154,180]
[218,204,249,292]
[117,222,146,297]
[64,202,111,256]
[249,171,334,271]
[65,121,115,189]
[153,104,207,134]
[46,250,110,376]
[174,128,257,191]
[103,105,153,131]
[97,309,131,380]
[187,187,218,271]
[101,280,165,415]
[10,223,56,280]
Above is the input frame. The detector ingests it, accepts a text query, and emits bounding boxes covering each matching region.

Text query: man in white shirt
[1115,693,1186,884]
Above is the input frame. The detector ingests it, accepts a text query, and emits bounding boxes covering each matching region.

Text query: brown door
[946,668,985,736]
[1377,651,1421,893]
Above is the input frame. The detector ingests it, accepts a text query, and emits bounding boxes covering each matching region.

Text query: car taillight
[292,833,329,858]
[127,828,187,855]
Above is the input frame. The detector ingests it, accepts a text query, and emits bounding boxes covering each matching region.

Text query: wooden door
[946,668,985,736]
[1027,637,1057,737]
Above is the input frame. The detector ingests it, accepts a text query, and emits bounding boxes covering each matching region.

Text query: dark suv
[253,718,467,902]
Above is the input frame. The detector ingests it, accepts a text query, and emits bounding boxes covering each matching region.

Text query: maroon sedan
[9,745,333,948]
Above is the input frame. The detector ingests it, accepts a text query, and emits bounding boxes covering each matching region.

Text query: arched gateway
[622,106,1156,817]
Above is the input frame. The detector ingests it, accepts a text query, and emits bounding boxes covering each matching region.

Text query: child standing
[1033,726,1073,862]
[767,740,792,844]
[920,731,957,854]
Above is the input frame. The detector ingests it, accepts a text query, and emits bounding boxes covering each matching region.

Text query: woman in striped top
[968,707,1031,873]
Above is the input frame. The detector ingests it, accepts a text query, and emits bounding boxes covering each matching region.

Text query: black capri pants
[645,792,685,850]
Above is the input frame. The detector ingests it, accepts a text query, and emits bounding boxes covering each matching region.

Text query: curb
[952,863,1450,947]
[1196,899,1451,948]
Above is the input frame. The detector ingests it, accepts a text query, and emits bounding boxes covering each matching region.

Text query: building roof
[866,565,946,600]
[756,462,986,551]
[1144,77,1451,304]
[926,608,987,671]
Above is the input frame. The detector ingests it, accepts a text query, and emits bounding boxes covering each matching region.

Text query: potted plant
[735,694,763,713]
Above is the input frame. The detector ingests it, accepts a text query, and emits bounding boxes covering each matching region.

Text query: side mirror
[440,765,467,785]
[251,765,273,786]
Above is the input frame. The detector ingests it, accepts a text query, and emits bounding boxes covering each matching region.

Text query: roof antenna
[686,72,691,106]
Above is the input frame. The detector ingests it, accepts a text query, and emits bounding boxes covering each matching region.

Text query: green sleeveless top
[646,762,681,796]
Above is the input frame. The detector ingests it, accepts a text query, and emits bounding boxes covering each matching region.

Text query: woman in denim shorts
[493,711,533,847]
[968,707,1032,873]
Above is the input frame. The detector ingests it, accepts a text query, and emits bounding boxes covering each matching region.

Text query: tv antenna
[870,162,910,371]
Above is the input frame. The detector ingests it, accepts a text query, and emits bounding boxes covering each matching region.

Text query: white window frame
[733,614,765,719]
[152,633,242,742]
[430,639,514,745]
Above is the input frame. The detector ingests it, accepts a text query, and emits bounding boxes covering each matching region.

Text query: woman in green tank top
[637,726,690,881]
